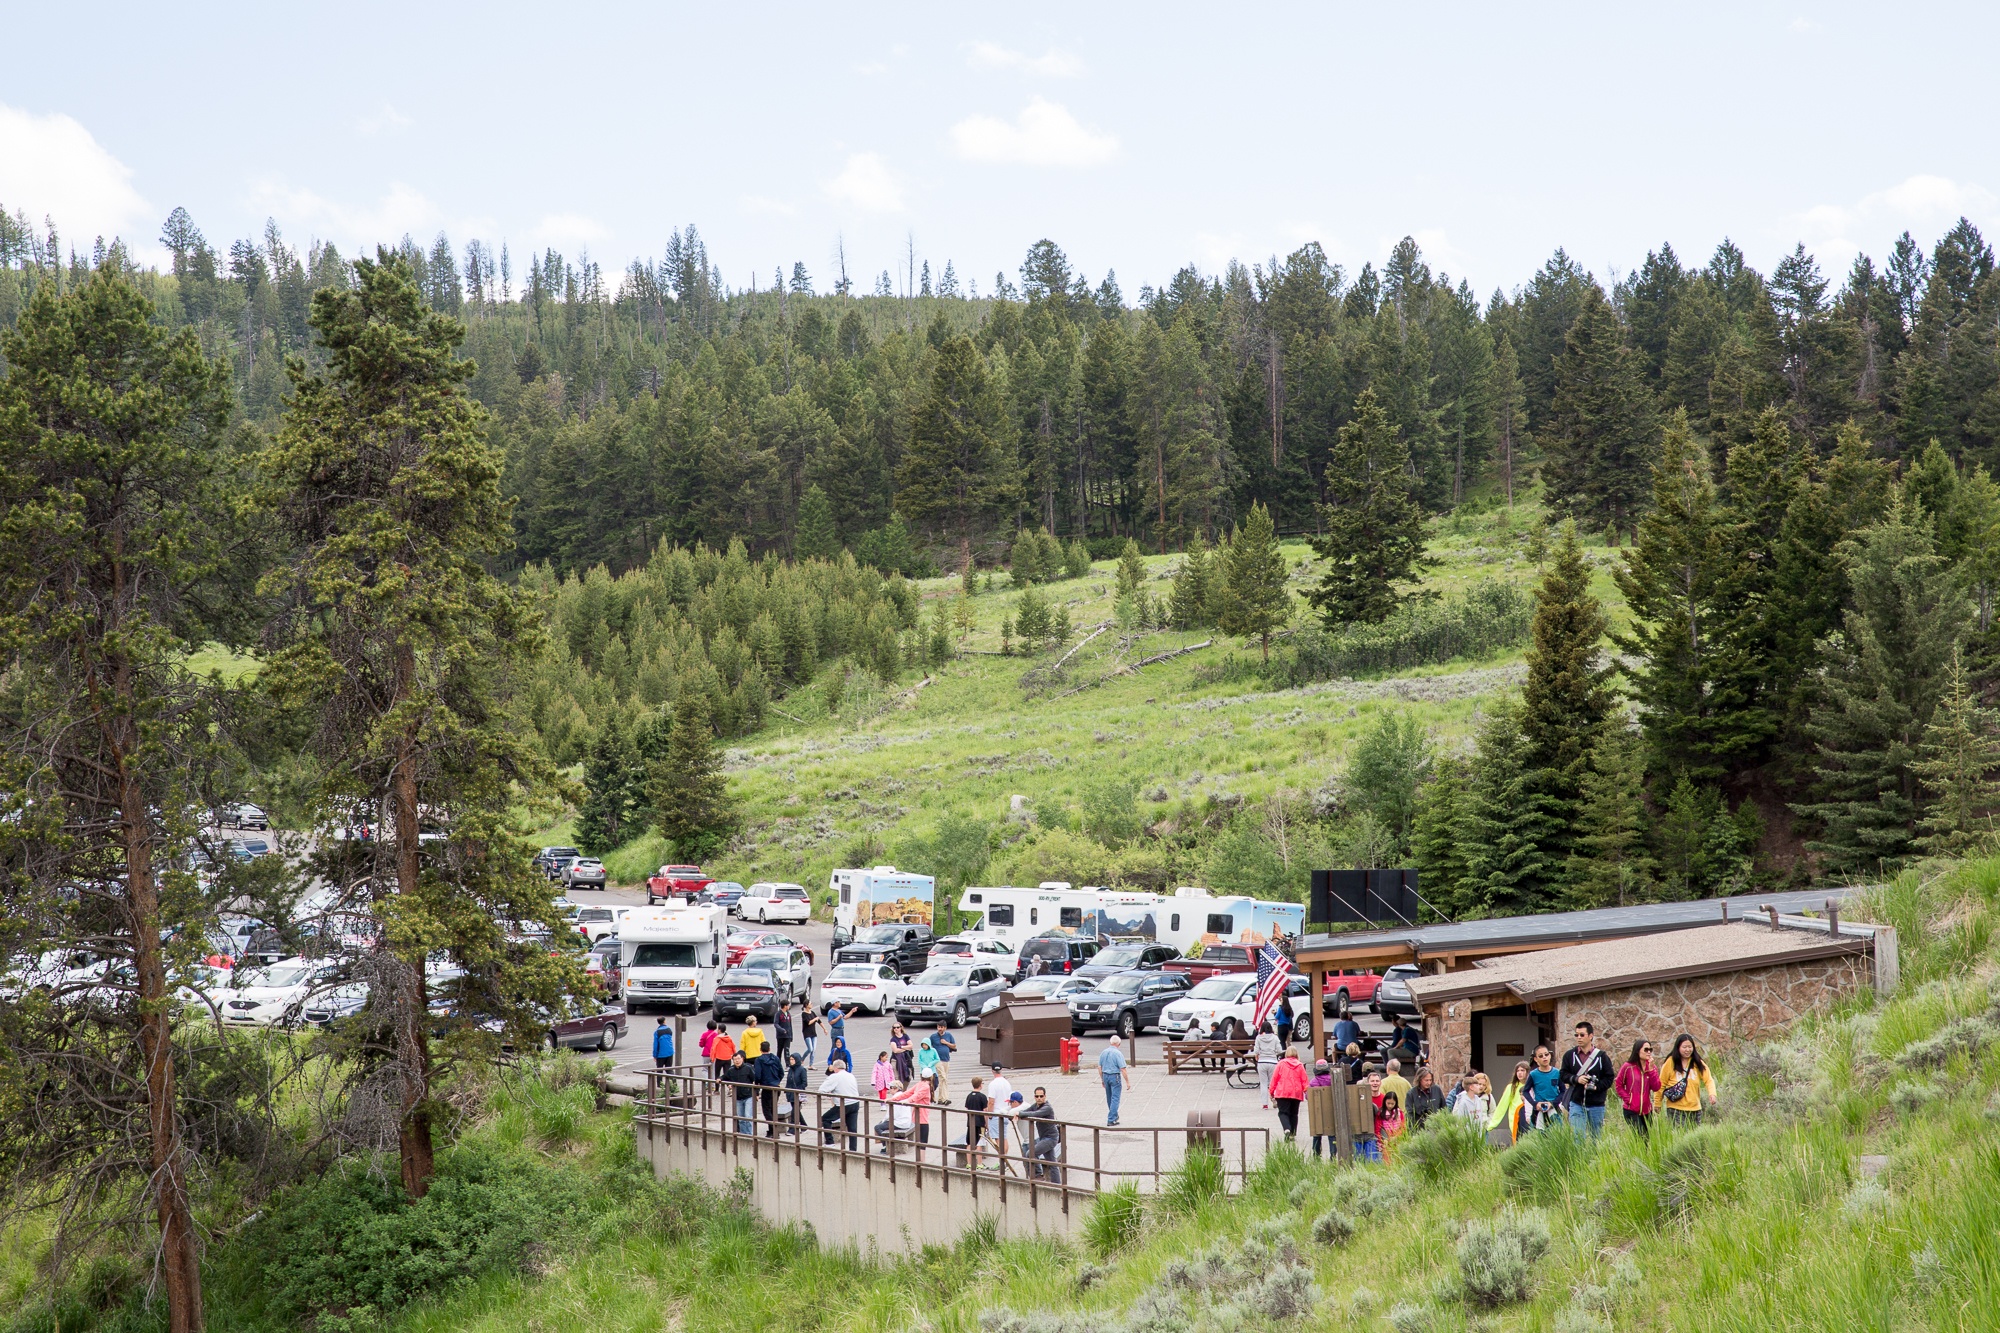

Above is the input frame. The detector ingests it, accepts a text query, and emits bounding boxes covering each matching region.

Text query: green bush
[1160,1145,1227,1215]
[1456,1207,1552,1307]
[1311,1208,1356,1247]
[1399,1111,1488,1183]
[1084,1182,1144,1254]
[1268,579,1531,685]
[1500,1119,1595,1204]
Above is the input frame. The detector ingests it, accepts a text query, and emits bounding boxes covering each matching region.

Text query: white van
[619,905,728,1012]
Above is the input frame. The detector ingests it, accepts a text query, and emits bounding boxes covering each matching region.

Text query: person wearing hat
[985,1063,1014,1158]
[1307,1057,1335,1157]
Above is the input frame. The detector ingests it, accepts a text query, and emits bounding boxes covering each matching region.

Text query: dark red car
[725,929,812,968]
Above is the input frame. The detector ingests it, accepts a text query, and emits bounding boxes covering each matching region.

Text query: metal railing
[634,1070,1269,1210]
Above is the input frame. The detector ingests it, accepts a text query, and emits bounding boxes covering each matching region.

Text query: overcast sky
[4,0,1996,298]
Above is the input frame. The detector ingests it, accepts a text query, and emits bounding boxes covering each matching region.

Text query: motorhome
[829,866,935,946]
[1156,887,1305,953]
[618,904,728,1013]
[955,883,1163,947]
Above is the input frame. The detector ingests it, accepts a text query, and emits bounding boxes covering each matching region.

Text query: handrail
[633,1070,1269,1206]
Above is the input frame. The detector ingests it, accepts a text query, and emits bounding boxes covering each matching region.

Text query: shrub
[1501,1120,1595,1204]
[1326,1165,1414,1217]
[1268,579,1531,685]
[1161,1145,1226,1215]
[1311,1208,1356,1247]
[1400,1111,1488,1183]
[1456,1207,1553,1307]
[1084,1182,1145,1254]
[1222,1263,1317,1323]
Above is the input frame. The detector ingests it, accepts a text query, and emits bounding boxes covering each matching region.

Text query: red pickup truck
[645,864,712,905]
[1164,949,1380,1011]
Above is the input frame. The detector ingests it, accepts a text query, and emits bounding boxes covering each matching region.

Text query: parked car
[1374,962,1421,1020]
[710,881,748,914]
[1067,969,1193,1037]
[301,982,370,1028]
[1016,934,1101,976]
[737,945,813,1001]
[215,957,340,1028]
[230,837,272,859]
[713,967,783,1021]
[536,845,581,878]
[834,922,935,978]
[895,962,1007,1028]
[546,1003,627,1051]
[1324,967,1382,1012]
[562,857,606,889]
[1158,972,1313,1041]
[1071,941,1182,984]
[584,936,623,991]
[576,905,631,943]
[980,973,1094,1017]
[817,962,907,1014]
[737,882,811,923]
[220,802,269,830]
[645,864,712,905]
[1160,943,1258,984]
[726,929,808,967]
[929,935,1024,980]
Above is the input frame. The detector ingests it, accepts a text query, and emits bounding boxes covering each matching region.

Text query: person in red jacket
[1614,1038,1662,1138]
[1267,1047,1309,1142]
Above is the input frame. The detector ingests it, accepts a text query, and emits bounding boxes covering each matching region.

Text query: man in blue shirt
[929,1022,957,1104]
[1097,1036,1131,1125]
[652,1018,675,1069]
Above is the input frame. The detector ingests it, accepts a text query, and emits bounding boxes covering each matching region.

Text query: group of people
[1255,1018,1722,1160]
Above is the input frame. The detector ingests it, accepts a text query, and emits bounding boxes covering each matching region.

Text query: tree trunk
[390,644,436,1198]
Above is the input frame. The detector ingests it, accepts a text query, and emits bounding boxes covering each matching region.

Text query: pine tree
[649,692,736,853]
[1307,387,1433,625]
[1458,702,1569,916]
[952,594,977,642]
[927,598,953,668]
[1521,522,1615,788]
[1542,286,1660,543]
[1117,537,1146,596]
[1048,601,1073,648]
[795,483,840,561]
[259,250,557,1200]
[1796,497,1970,873]
[1063,537,1093,579]
[1912,647,2000,855]
[1169,533,1214,629]
[1564,724,1659,908]
[1492,331,1529,507]
[1011,528,1044,586]
[1410,756,1472,915]
[1217,501,1290,662]
[575,726,642,855]
[896,334,1015,539]
[1013,587,1051,642]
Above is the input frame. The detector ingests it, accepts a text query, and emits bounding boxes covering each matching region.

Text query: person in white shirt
[1452,1072,1493,1123]
[818,1061,860,1149]
[985,1064,1015,1161]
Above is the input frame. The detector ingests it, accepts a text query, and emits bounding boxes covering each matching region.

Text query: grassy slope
[581,503,1632,893]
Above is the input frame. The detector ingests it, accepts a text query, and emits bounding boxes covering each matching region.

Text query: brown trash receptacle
[978,995,1073,1069]
[1186,1108,1222,1150]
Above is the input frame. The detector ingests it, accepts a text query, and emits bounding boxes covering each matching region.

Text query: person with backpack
[1615,1039,1663,1137]
[709,1025,737,1081]
[652,1018,675,1070]
[1525,1045,1564,1131]
[1253,1021,1282,1109]
[1268,1046,1308,1142]
[1559,1020,1614,1137]
[1658,1033,1717,1126]
[753,1046,784,1135]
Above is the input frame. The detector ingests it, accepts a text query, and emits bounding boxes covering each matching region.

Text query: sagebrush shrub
[1311,1208,1356,1247]
[1399,1111,1487,1183]
[1456,1207,1553,1307]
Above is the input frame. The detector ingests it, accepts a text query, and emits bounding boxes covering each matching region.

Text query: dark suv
[834,923,935,978]
[1067,970,1192,1037]
[1018,935,1100,976]
[1072,941,1181,984]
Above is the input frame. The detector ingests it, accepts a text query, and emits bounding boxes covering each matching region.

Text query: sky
[3,0,1997,299]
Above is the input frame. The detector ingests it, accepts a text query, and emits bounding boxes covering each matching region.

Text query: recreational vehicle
[618,904,728,1013]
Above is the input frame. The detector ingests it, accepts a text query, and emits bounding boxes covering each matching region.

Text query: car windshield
[1189,977,1250,1000]
[1011,978,1060,996]
[1094,946,1144,965]
[1020,939,1065,958]
[630,943,698,968]
[548,848,579,858]
[826,964,881,981]
[244,963,313,988]
[933,940,972,953]
[1095,974,1146,995]
[856,926,907,944]
[741,951,789,970]
[721,970,773,987]
[913,967,970,987]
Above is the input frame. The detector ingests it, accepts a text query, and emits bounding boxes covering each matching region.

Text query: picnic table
[1163,1038,1257,1083]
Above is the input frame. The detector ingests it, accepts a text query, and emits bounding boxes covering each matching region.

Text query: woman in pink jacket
[1614,1038,1662,1138]
[1268,1047,1309,1142]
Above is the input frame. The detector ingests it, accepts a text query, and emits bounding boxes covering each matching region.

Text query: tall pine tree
[1216,501,1290,661]
[1543,286,1659,543]
[649,692,736,854]
[896,334,1014,540]
[1306,387,1432,625]
[1912,646,2000,856]
[794,483,840,560]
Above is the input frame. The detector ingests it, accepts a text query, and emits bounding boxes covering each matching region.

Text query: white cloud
[356,102,413,135]
[0,103,154,253]
[824,152,905,213]
[854,61,888,76]
[249,179,443,249]
[968,41,1083,77]
[530,213,608,250]
[1795,173,1998,261]
[739,194,797,217]
[950,98,1117,168]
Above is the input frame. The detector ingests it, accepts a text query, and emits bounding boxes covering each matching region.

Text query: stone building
[1405,914,1892,1078]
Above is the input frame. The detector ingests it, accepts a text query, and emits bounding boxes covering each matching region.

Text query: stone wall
[1424,1003,1474,1082]
[1554,953,1875,1055]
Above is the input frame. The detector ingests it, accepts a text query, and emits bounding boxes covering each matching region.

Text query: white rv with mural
[957,882,1303,953]
[830,865,936,945]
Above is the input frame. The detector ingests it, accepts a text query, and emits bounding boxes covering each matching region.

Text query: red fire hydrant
[1059,1036,1082,1074]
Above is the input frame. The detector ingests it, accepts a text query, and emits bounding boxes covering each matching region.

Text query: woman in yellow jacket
[1657,1033,1717,1126]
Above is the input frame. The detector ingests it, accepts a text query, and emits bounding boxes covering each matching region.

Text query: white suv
[739,882,811,923]
[1159,972,1312,1040]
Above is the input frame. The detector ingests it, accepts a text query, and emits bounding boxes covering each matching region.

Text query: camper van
[955,883,1163,947]
[618,905,728,1013]
[1156,887,1305,953]
[829,866,936,946]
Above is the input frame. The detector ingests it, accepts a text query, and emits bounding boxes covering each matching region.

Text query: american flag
[1250,941,1290,1031]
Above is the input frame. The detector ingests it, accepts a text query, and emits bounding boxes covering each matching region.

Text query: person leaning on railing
[818,1058,860,1149]
[1019,1087,1063,1184]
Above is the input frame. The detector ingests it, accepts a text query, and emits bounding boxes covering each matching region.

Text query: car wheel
[1117,1010,1138,1039]
[547,1030,561,1050]
[1336,988,1350,1006]
[951,1001,969,1028]
[600,1023,617,1051]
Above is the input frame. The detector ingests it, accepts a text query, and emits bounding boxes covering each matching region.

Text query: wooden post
[675,1014,686,1071]
[1331,1064,1353,1164]
[1309,961,1329,1066]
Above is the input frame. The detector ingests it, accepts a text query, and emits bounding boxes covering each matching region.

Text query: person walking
[1098,1034,1131,1126]
[1254,1021,1282,1109]
[740,1016,767,1060]
[1658,1033,1717,1127]
[652,1018,676,1071]
[986,1064,1014,1165]
[1487,1061,1529,1146]
[698,1019,719,1073]
[1273,995,1294,1050]
[783,1052,808,1133]
[889,1022,914,1084]
[1407,1067,1446,1127]
[870,1050,896,1099]
[1453,1072,1493,1125]
[774,1001,794,1063]
[1615,1039,1662,1138]
[1376,1088,1406,1163]
[963,1076,990,1166]
[1357,1070,1386,1161]
[929,1022,957,1104]
[1269,1046,1308,1142]
[818,1057,860,1149]
[800,1004,822,1065]
[723,1051,758,1134]
[823,1000,856,1054]
[709,1025,737,1081]
[1020,1087,1063,1183]
[754,1046,784,1136]
[1307,1058,1335,1157]
[1559,1020,1615,1137]
[895,1076,934,1157]
[1525,1045,1564,1132]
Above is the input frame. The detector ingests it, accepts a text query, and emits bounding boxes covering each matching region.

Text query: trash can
[978,996,1072,1069]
